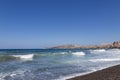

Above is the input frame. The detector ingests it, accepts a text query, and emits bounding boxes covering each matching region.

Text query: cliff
[50,41,120,49]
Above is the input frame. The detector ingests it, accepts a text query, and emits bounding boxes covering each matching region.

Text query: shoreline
[67,65,120,80]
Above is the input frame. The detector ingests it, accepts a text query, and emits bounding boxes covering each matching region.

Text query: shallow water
[0,49,120,80]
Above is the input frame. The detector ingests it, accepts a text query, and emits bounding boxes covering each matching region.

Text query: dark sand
[68,65,120,80]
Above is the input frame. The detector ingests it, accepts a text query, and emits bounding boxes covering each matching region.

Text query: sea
[0,49,120,80]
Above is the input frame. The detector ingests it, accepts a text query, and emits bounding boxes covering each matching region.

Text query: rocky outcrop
[50,41,120,49]
[112,41,120,48]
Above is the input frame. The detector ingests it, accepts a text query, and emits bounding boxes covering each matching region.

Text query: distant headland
[50,41,120,49]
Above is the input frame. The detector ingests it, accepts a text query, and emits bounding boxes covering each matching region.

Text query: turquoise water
[0,49,120,80]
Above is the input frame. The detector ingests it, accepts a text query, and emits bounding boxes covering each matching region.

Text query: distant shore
[50,41,120,49]
[67,65,120,80]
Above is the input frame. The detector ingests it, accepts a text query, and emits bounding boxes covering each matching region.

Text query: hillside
[50,41,120,49]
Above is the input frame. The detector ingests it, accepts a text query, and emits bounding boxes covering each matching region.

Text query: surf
[89,58,120,62]
[89,49,106,54]
[0,54,34,62]
[12,54,34,60]
[72,52,85,56]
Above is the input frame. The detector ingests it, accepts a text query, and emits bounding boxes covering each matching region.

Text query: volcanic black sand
[68,65,120,80]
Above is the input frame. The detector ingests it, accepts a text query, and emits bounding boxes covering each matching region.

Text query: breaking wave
[89,49,120,54]
[89,49,106,54]
[12,54,34,60]
[89,58,120,62]
[72,52,85,56]
[0,54,34,62]
[106,49,120,54]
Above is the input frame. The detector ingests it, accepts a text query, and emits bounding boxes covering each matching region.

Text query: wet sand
[68,65,120,80]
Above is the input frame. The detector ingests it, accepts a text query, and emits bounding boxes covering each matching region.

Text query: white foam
[72,52,85,56]
[90,49,120,54]
[12,54,34,60]
[10,73,17,77]
[0,73,7,80]
[0,68,28,80]
[90,49,106,54]
[59,52,67,54]
[89,58,120,62]
[0,73,16,80]
[95,49,106,52]
[106,49,120,54]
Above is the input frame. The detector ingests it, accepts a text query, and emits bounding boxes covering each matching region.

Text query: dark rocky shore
[68,65,120,80]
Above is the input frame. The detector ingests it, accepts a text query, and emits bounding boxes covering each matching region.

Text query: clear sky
[0,0,120,49]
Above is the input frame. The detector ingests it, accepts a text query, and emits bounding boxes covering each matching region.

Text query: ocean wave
[34,52,69,58]
[72,52,85,56]
[52,52,68,55]
[106,49,120,54]
[59,52,67,55]
[89,49,120,54]
[12,54,34,60]
[0,54,34,62]
[0,55,18,62]
[89,49,106,54]
[89,58,120,62]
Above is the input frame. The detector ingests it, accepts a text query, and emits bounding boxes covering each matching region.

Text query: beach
[68,65,120,80]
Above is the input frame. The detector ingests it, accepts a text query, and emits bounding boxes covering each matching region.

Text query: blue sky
[0,0,120,48]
